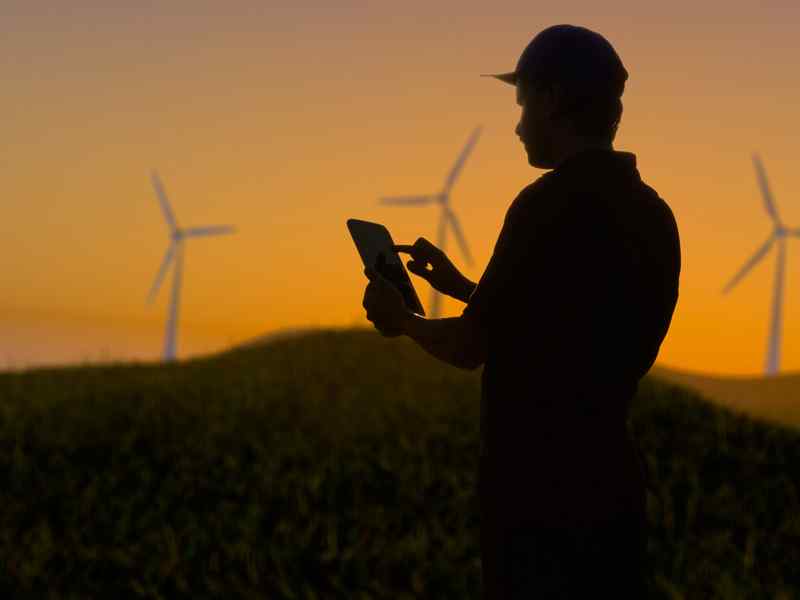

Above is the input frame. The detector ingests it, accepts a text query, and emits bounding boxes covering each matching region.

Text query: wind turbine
[721,153,800,375]
[147,170,237,362]
[378,126,481,318]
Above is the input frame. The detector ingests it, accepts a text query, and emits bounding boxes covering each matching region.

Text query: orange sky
[4,2,800,375]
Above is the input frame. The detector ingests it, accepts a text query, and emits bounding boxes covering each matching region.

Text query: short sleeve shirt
[464,148,681,529]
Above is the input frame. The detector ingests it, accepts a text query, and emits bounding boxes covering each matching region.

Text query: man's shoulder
[630,181,680,244]
[509,171,561,208]
[518,171,559,199]
[507,171,572,225]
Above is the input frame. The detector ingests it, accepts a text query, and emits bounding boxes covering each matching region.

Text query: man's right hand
[393,238,472,302]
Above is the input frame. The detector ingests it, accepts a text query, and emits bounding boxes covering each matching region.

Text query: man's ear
[543,82,566,120]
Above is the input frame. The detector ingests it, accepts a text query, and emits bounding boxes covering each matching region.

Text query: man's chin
[524,146,536,163]
[526,151,552,169]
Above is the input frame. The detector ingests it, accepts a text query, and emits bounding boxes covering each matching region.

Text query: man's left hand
[362,254,410,337]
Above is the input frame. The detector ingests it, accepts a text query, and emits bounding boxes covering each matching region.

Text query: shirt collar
[554,148,638,177]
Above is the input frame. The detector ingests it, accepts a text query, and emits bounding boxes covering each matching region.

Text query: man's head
[485,25,628,169]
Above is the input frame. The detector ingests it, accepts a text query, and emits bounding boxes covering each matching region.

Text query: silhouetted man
[363,23,681,599]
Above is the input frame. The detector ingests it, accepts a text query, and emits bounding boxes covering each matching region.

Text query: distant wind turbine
[147,170,237,362]
[721,153,800,375]
[378,126,481,318]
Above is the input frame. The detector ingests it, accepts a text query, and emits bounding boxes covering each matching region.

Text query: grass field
[0,327,798,599]
[650,364,800,431]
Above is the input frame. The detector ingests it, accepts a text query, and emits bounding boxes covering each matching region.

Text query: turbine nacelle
[171,225,238,242]
[774,226,800,237]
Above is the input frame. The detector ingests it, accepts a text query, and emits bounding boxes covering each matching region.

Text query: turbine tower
[721,153,800,375]
[378,126,481,318]
[147,170,236,362]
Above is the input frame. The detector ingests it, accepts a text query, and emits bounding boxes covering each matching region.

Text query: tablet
[347,218,426,316]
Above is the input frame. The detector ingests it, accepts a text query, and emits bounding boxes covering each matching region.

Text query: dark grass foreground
[0,328,798,599]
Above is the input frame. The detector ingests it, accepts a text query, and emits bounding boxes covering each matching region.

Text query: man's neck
[553,139,613,170]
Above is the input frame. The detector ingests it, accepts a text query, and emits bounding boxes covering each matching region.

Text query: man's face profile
[515,79,569,170]
[515,81,548,168]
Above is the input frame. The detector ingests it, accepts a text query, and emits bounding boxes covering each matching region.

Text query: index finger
[392,244,413,254]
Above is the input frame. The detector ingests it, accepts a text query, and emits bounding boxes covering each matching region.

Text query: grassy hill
[0,328,798,599]
[650,364,800,431]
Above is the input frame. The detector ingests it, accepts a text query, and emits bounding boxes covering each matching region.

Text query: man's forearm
[453,277,478,303]
[403,312,470,369]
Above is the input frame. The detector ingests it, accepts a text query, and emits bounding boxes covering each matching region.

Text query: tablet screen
[347,218,426,316]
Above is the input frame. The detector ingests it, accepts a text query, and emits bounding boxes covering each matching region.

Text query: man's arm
[402,311,486,370]
[452,276,478,304]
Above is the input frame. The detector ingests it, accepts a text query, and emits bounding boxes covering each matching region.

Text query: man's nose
[515,121,522,137]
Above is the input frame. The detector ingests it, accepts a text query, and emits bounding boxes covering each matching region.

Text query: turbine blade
[151,170,178,232]
[184,225,237,237]
[147,242,176,304]
[753,153,781,226]
[721,233,775,294]
[443,125,482,194]
[378,195,436,206]
[445,208,473,266]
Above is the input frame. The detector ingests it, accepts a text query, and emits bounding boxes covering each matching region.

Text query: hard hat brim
[480,72,518,86]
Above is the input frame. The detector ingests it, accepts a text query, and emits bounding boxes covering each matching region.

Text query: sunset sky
[4,1,800,376]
